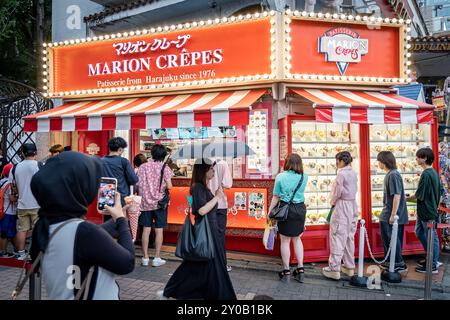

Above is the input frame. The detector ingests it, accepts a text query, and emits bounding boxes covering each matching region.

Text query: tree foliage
[0,0,51,87]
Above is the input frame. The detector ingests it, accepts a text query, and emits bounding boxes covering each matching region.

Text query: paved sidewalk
[1,249,449,300]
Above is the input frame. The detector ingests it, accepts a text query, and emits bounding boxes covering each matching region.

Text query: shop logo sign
[86,143,100,155]
[318,28,369,76]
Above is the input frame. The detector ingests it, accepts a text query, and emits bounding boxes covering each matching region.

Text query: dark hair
[336,151,353,166]
[377,151,397,170]
[22,143,37,157]
[49,144,64,155]
[133,153,147,168]
[151,144,167,162]
[284,153,303,174]
[416,147,435,165]
[108,137,127,152]
[190,158,213,194]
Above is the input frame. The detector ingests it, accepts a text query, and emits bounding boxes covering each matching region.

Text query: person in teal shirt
[268,153,308,282]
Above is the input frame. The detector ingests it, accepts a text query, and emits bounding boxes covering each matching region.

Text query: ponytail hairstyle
[335,151,353,166]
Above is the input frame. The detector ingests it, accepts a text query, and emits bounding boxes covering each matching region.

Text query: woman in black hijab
[30,151,135,300]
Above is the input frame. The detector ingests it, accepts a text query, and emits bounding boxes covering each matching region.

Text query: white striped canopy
[291,88,434,124]
[24,89,266,132]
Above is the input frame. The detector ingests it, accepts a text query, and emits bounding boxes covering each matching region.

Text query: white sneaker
[437,261,443,268]
[152,257,166,267]
[226,265,232,272]
[141,257,149,266]
[15,251,29,261]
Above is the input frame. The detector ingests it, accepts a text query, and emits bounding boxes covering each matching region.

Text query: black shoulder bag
[268,174,304,221]
[175,207,215,262]
[157,162,170,210]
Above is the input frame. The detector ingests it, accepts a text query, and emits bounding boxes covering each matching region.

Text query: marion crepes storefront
[25,11,437,262]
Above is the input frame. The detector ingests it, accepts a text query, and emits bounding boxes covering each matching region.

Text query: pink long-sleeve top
[330,165,358,205]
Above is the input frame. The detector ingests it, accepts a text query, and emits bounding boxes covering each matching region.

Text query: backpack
[0,180,11,219]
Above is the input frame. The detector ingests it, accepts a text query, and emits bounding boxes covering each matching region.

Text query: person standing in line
[102,137,138,210]
[137,144,173,267]
[133,153,148,172]
[162,158,236,300]
[322,151,358,280]
[376,151,408,272]
[208,158,233,272]
[39,144,65,168]
[10,143,40,260]
[0,147,8,174]
[0,163,17,258]
[407,147,442,274]
[268,153,308,282]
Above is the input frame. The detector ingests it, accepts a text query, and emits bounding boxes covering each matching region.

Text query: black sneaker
[415,265,438,274]
[3,252,15,258]
[394,264,408,273]
[417,258,426,267]
[417,259,443,268]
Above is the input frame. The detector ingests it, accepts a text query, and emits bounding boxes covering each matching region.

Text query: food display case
[289,120,361,226]
[369,124,431,222]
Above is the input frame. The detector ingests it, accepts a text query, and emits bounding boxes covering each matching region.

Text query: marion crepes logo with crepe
[318,27,369,76]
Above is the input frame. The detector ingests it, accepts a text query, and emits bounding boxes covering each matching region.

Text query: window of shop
[289,120,361,225]
[369,124,432,222]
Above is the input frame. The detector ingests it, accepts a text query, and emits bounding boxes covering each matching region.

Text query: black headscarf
[30,151,103,256]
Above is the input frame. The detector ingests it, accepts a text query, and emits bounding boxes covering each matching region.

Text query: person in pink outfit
[322,151,359,280]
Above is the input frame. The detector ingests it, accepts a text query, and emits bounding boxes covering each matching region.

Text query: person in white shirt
[0,163,17,258]
[208,158,233,271]
[11,143,40,260]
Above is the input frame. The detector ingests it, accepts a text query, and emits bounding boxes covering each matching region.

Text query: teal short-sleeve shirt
[273,170,308,203]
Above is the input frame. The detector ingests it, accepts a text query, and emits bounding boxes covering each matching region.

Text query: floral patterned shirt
[137,160,173,211]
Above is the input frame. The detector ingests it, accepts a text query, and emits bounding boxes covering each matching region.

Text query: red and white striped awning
[291,88,434,124]
[24,89,266,132]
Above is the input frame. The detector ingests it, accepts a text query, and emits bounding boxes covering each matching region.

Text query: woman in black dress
[163,158,236,300]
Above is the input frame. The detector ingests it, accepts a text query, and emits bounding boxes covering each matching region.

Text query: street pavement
[1,247,449,300]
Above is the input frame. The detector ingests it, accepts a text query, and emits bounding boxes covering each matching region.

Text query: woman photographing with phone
[162,158,236,300]
[28,152,135,300]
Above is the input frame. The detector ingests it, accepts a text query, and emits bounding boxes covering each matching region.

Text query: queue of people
[0,137,446,300]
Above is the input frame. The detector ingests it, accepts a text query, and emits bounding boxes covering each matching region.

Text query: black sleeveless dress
[163,183,236,300]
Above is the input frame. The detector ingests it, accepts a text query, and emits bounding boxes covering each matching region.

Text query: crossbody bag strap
[288,174,304,204]
[159,162,167,192]
[75,266,95,300]
[10,218,83,300]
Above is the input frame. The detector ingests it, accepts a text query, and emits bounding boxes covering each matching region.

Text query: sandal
[293,267,305,283]
[278,269,291,280]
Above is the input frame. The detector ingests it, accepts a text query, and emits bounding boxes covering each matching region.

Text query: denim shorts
[138,208,168,228]
[0,214,18,239]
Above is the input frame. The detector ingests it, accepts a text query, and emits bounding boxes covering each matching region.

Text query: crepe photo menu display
[247,110,268,174]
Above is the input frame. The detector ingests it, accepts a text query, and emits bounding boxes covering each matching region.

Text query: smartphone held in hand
[97,177,118,214]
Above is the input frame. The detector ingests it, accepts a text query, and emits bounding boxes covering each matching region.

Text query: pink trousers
[328,199,358,271]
